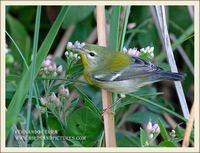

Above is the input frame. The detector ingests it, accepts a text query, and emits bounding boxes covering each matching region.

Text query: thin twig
[154,6,189,119]
[54,25,75,58]
[170,33,194,75]
[163,113,177,129]
[182,102,195,147]
[96,5,116,147]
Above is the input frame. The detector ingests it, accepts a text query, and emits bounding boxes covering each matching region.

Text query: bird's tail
[156,71,185,81]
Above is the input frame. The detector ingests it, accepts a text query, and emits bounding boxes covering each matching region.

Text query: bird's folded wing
[91,56,162,82]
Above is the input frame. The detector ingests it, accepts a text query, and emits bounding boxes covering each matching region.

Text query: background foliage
[5,6,194,147]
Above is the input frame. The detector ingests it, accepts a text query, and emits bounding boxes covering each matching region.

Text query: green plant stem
[35,83,45,147]
[26,6,41,146]
[119,6,131,51]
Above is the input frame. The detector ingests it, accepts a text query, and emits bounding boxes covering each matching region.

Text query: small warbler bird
[67,42,184,94]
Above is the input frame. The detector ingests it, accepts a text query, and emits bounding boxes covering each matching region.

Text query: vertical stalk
[182,102,195,147]
[96,5,116,147]
[26,6,41,146]
[154,6,189,119]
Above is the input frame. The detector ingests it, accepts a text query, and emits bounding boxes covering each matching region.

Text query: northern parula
[66,42,184,94]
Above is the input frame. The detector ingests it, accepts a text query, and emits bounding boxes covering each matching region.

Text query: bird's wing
[91,56,162,82]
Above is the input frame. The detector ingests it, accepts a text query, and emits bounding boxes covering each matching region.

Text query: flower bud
[6,54,14,64]
[57,65,63,74]
[170,129,176,138]
[80,42,85,48]
[65,51,69,56]
[148,133,154,139]
[123,47,128,53]
[127,22,136,29]
[69,52,74,58]
[67,42,73,48]
[52,72,57,77]
[74,41,81,48]
[152,124,160,133]
[40,97,48,106]
[146,121,153,132]
[43,59,51,67]
[49,92,57,102]
[46,55,53,60]
[59,85,70,97]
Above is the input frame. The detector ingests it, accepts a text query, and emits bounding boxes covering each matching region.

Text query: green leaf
[158,119,169,141]
[159,140,176,147]
[62,6,95,28]
[126,111,168,127]
[65,106,103,146]
[6,7,69,136]
[78,84,102,109]
[116,130,140,147]
[6,14,31,65]
[75,86,101,118]
[47,115,62,130]
[140,128,148,147]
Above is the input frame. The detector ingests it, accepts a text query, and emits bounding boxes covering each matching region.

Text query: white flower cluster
[123,46,154,59]
[123,47,140,57]
[146,121,160,139]
[67,41,85,49]
[169,129,176,138]
[65,41,85,60]
[65,51,80,60]
[140,46,154,58]
[40,55,63,77]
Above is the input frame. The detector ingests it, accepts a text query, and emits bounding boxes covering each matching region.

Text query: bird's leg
[101,95,124,115]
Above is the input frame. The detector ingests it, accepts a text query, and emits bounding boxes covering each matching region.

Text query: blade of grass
[155,6,189,119]
[158,119,169,141]
[6,14,44,145]
[119,6,131,51]
[140,128,148,147]
[25,6,41,146]
[131,94,187,122]
[6,6,69,135]
[108,6,121,51]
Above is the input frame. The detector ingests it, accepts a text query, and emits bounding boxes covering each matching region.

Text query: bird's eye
[89,52,95,57]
